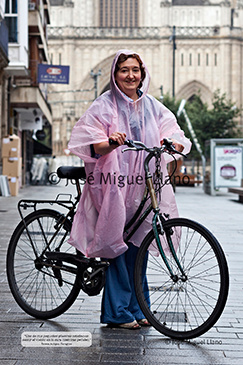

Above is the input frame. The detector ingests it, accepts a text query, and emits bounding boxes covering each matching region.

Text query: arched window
[99,0,139,27]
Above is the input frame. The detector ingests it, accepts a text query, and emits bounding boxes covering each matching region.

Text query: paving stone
[1,185,243,364]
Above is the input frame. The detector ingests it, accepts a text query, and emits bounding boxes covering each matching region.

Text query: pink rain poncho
[68,50,191,259]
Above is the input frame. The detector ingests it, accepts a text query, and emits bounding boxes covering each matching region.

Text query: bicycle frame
[122,140,187,281]
[15,139,187,283]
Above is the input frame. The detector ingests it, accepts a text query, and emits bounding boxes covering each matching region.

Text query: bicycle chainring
[78,264,106,296]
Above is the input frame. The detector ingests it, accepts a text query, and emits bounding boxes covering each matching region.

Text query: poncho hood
[110,49,150,101]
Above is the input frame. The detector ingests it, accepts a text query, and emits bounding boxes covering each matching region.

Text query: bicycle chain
[153,152,163,203]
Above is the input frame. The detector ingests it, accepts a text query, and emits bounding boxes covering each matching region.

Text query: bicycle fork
[146,173,187,283]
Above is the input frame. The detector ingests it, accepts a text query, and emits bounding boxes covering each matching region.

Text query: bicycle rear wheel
[7,209,81,319]
[134,218,229,339]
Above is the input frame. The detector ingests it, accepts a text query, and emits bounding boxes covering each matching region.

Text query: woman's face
[115,57,141,100]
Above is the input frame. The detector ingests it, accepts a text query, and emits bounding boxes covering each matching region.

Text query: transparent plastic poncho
[68,49,191,258]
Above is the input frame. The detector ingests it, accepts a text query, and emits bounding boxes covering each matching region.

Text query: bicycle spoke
[135,218,229,339]
[7,210,80,319]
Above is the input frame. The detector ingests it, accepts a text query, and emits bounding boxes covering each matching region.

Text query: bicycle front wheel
[134,218,229,339]
[7,209,81,319]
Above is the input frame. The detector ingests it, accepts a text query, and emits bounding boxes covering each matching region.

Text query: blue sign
[38,64,70,84]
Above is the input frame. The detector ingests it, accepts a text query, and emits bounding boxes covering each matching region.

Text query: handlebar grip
[109,138,119,146]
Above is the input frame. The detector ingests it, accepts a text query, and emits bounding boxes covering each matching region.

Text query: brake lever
[124,139,138,148]
[163,138,187,158]
[122,147,138,153]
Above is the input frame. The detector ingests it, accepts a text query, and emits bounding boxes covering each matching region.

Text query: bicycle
[6,138,229,340]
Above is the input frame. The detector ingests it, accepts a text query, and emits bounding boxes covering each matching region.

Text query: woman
[68,50,191,329]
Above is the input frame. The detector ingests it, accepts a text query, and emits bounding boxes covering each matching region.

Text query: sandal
[137,318,151,326]
[117,320,141,329]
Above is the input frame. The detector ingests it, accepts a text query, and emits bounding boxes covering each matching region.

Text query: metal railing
[48,26,167,39]
[48,25,243,40]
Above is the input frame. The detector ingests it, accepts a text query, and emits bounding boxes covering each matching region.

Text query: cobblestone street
[0,183,243,364]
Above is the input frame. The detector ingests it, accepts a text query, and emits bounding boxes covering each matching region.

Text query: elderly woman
[68,50,191,329]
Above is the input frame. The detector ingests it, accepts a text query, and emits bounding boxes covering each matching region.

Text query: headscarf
[68,49,191,258]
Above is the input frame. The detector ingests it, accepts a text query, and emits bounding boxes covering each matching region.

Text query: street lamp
[177,99,206,190]
[90,69,101,100]
[169,26,176,98]
[159,85,164,103]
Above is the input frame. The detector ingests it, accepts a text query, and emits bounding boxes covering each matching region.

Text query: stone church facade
[48,0,243,155]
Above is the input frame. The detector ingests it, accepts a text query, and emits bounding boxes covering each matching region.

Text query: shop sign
[38,64,70,84]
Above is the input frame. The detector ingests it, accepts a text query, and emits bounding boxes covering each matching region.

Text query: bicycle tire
[134,218,229,339]
[6,209,81,319]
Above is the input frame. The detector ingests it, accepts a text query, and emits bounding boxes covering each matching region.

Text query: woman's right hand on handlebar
[109,132,126,147]
[93,132,126,156]
[160,138,184,153]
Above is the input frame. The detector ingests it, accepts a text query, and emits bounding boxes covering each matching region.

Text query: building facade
[48,0,243,155]
[1,0,52,187]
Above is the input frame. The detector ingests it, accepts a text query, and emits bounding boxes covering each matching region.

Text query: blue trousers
[101,243,149,324]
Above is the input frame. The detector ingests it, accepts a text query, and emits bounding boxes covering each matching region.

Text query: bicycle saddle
[57,166,86,180]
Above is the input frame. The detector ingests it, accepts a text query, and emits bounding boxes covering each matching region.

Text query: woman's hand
[160,138,184,153]
[93,132,126,156]
[109,132,126,147]
[171,139,184,153]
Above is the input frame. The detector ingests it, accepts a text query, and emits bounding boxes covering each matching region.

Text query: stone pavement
[0,182,243,365]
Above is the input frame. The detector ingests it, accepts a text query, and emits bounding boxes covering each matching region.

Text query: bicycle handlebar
[109,137,187,158]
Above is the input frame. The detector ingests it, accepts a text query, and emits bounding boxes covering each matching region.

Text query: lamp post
[169,26,176,98]
[159,85,164,103]
[90,69,101,100]
[177,99,206,190]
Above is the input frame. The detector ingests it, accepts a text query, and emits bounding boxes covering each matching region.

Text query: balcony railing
[48,26,167,39]
[48,25,243,40]
[176,26,220,37]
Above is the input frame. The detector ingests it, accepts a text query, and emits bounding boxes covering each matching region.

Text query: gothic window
[206,53,209,66]
[99,0,139,28]
[5,0,18,42]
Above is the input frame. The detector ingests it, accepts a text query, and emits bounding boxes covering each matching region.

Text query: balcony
[28,0,51,62]
[11,82,52,126]
[48,26,167,40]
[47,25,243,40]
[11,59,52,126]
[28,12,49,62]
[48,26,221,40]
[0,20,9,68]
